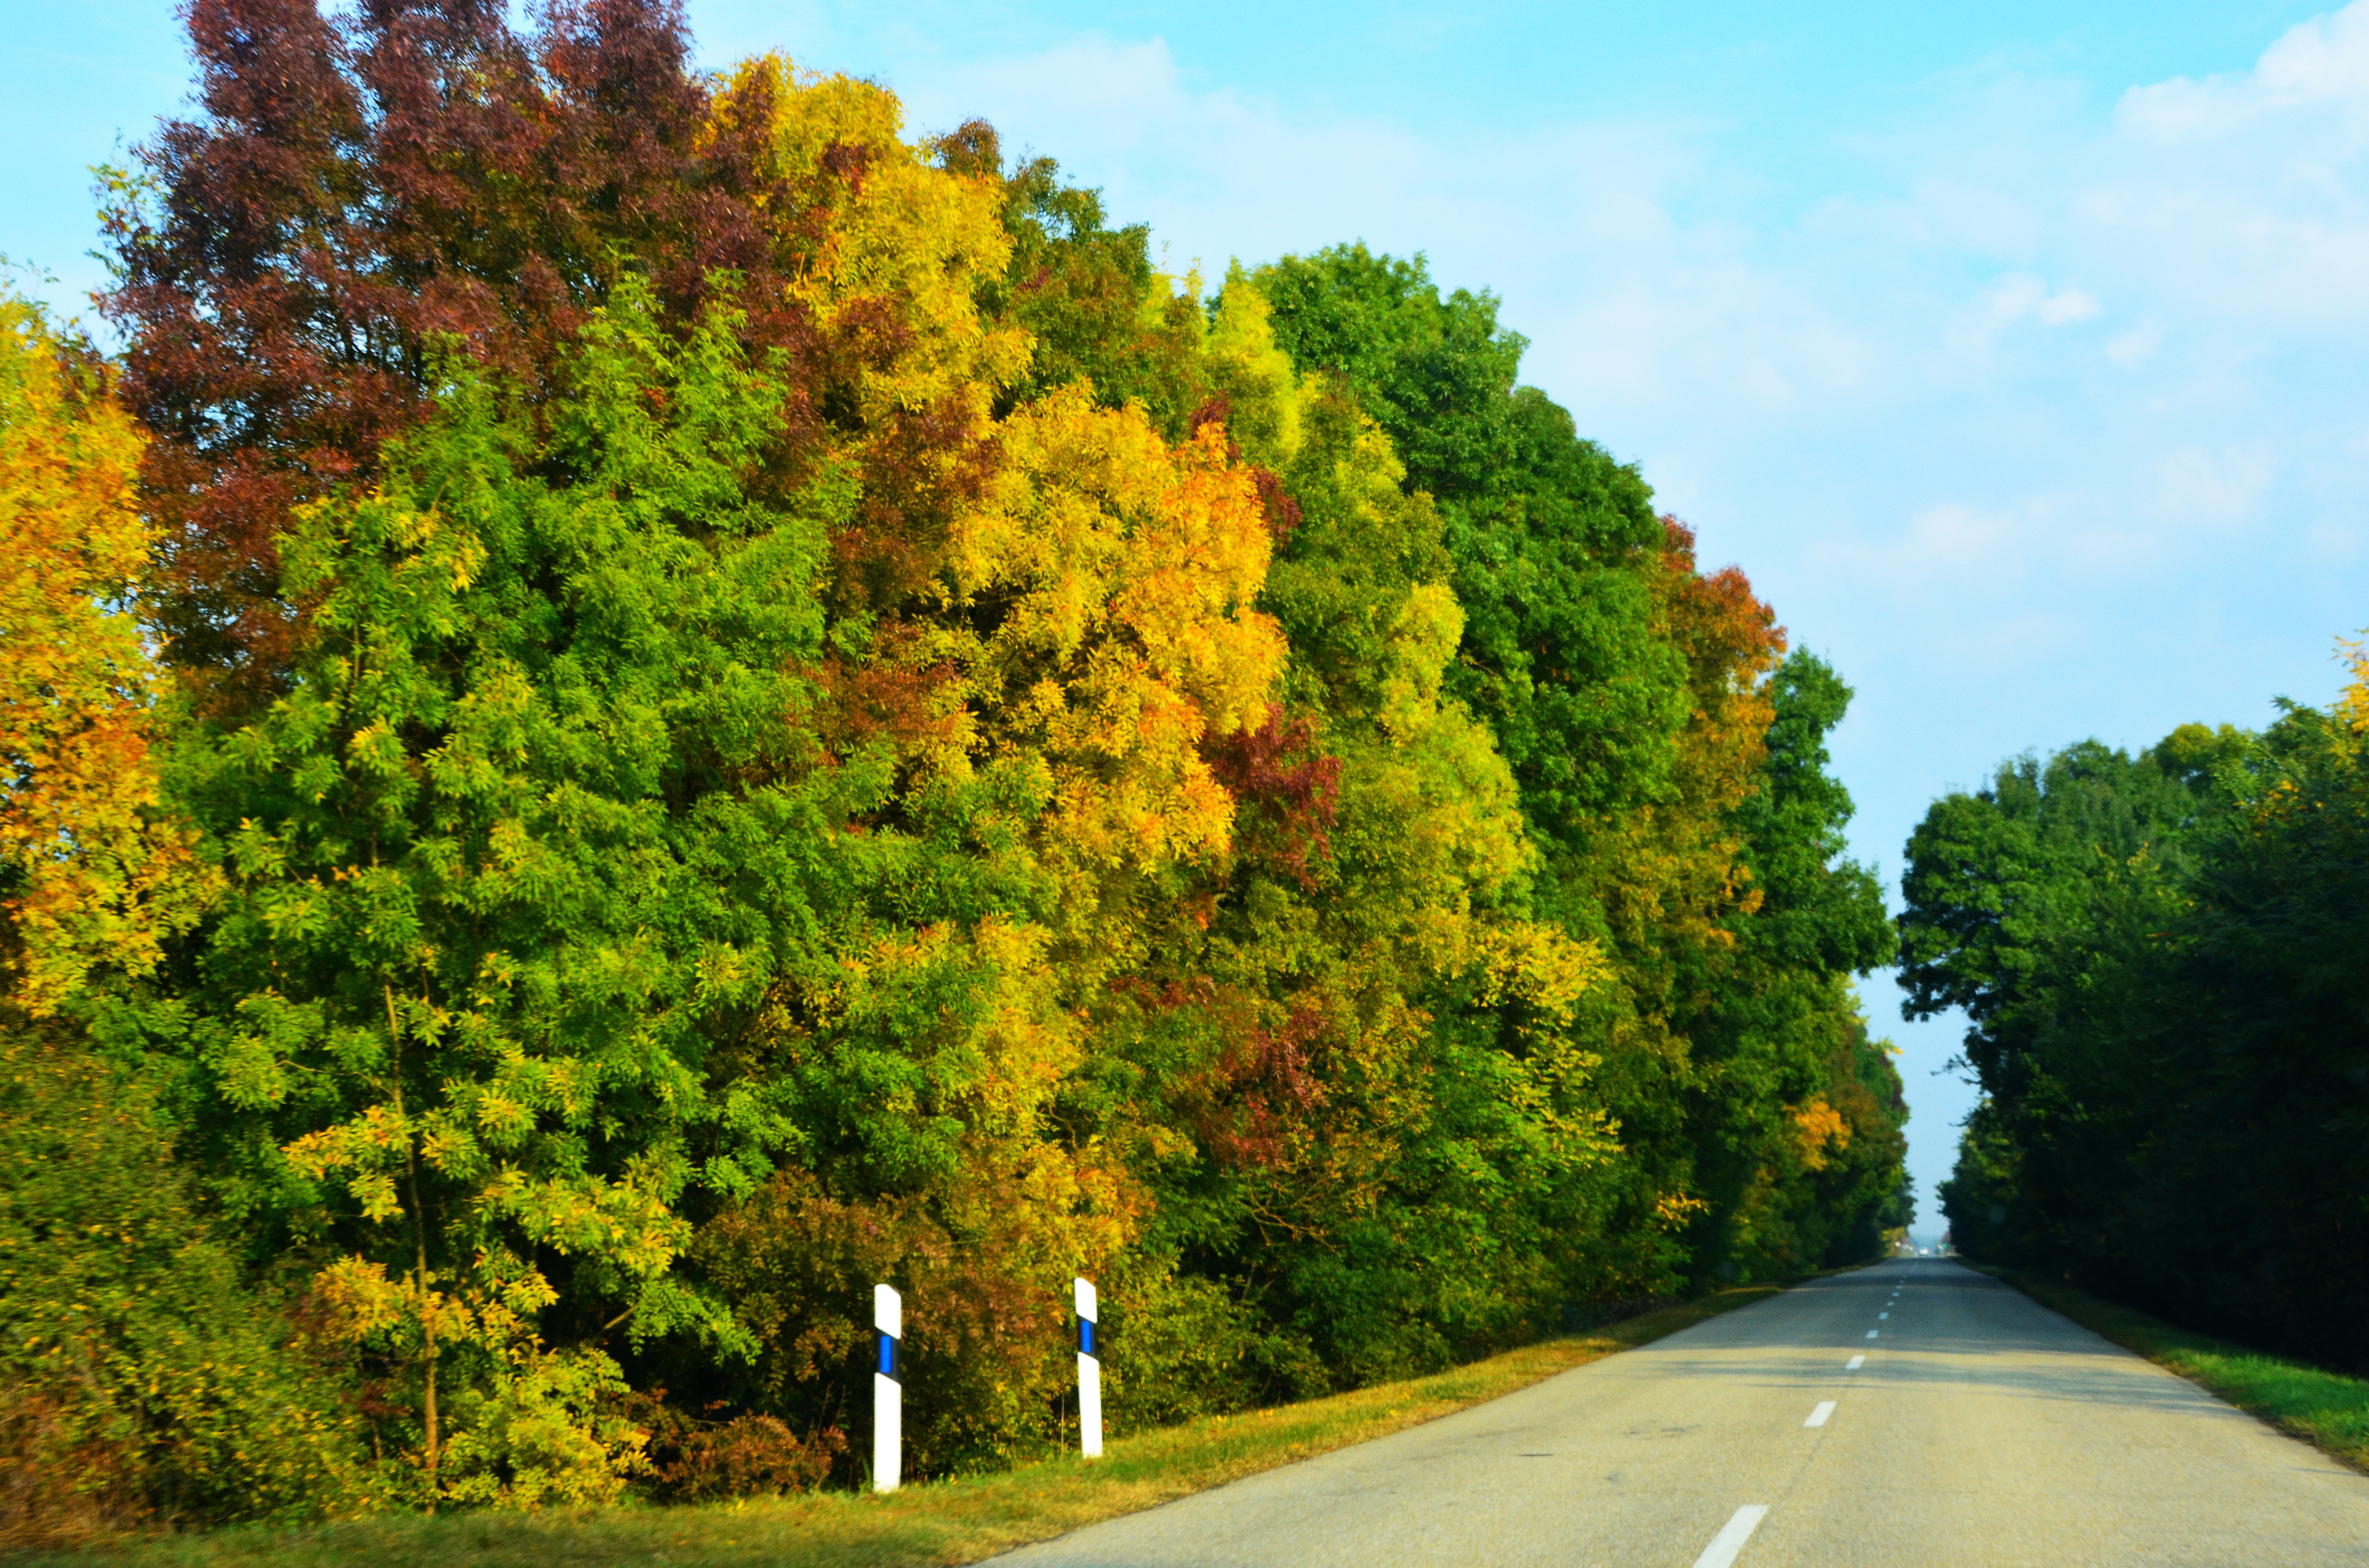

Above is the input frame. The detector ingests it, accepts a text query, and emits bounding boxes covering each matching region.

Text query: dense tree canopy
[1907,692,2369,1371]
[1252,247,1899,1290]
[0,2,1908,1542]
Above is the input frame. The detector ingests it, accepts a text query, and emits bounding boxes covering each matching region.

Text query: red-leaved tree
[102,0,820,703]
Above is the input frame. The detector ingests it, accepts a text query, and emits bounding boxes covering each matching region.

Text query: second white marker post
[874,1283,902,1492]
[1074,1276,1102,1459]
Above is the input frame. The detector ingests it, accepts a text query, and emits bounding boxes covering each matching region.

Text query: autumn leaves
[0,3,1909,1529]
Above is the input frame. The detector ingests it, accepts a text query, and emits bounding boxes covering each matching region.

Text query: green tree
[1251,245,1687,894]
[31,9,1937,1514]
[986,148,1210,436]
[2122,694,2368,1363]
[1097,340,1624,1393]
[1249,245,1903,1293]
[0,1041,377,1543]
[141,282,839,1500]
[1902,730,2232,1275]
[1681,653,1905,1279]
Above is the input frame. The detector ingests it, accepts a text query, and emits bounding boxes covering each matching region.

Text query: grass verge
[1970,1264,2369,1471]
[20,1282,1796,1568]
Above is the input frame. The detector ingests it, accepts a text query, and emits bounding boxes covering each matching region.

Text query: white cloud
[1950,273,2102,353]
[2118,1,2369,138]
[2069,2,2369,337]
[884,32,1883,426]
[2036,286,2102,325]
[1901,500,2035,573]
[885,33,1705,282]
[2156,446,2277,528]
[2106,325,2162,367]
[863,7,2369,446]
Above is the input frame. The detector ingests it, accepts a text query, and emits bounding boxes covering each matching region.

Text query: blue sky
[8,1,2365,1235]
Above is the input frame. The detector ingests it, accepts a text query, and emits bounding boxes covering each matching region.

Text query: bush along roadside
[1971,1266,2369,1472]
[5,1281,1816,1568]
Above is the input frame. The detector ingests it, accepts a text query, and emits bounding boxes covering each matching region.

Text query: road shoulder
[1968,1262,2369,1475]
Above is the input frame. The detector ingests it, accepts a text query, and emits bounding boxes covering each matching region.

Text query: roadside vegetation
[1975,1267,2369,1473]
[1902,645,2369,1373]
[0,0,1908,1550]
[7,1287,1793,1568]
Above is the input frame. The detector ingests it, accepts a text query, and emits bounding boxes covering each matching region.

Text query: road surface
[995,1259,2369,1567]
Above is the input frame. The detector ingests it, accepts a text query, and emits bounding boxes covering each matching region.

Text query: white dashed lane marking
[1691,1505,1770,1568]
[1805,1401,1836,1428]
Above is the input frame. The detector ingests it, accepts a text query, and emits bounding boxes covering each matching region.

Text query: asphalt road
[995,1259,2369,1567]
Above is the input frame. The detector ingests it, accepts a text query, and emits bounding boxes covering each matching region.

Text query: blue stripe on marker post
[873,1284,902,1492]
[1074,1276,1102,1460]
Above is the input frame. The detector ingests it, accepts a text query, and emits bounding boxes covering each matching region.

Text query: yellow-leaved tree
[950,386,1286,924]
[691,63,1292,1474]
[0,293,204,1009]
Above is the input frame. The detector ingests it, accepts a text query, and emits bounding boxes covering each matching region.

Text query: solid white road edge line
[1692,1505,1771,1568]
[1805,1401,1836,1428]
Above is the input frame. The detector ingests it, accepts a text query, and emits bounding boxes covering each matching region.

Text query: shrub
[0,1036,379,1548]
[628,1393,843,1503]
[434,1347,649,1510]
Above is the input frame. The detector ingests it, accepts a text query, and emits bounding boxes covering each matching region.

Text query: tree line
[1906,661,2369,1371]
[0,0,1906,1539]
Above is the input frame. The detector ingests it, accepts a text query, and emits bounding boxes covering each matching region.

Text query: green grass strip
[1972,1264,2369,1471]
[24,1282,1793,1568]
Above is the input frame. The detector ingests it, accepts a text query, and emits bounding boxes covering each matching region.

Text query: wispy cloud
[855,8,2369,657]
[2119,3,2369,136]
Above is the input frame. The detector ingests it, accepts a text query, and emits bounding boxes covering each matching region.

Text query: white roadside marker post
[1075,1277,1102,1459]
[874,1284,902,1493]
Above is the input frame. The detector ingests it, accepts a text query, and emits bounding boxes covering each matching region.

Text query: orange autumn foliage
[1588,519,1784,1009]
[713,54,1027,615]
[950,388,1286,898]
[1789,1098,1851,1172]
[0,297,202,1011]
